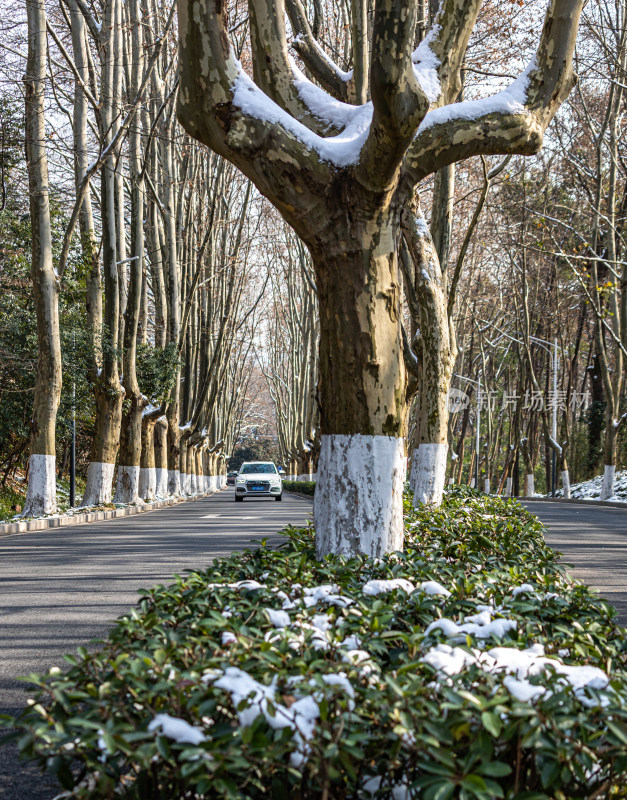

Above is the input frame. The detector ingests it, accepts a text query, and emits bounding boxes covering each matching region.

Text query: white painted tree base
[524,474,535,497]
[561,470,571,500]
[411,443,448,507]
[155,468,168,498]
[114,465,142,505]
[139,467,156,501]
[22,454,57,517]
[484,478,490,494]
[167,469,181,497]
[600,465,616,500]
[314,434,405,559]
[82,462,116,506]
[505,477,512,497]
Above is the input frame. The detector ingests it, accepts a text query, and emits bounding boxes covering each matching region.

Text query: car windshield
[240,463,276,474]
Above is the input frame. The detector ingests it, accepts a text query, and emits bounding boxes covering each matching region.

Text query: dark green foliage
[0,94,96,483]
[283,481,316,496]
[229,439,282,471]
[0,484,26,518]
[4,489,627,799]
[136,342,180,405]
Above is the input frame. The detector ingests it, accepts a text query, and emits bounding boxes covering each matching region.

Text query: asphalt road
[0,490,312,799]
[523,500,627,624]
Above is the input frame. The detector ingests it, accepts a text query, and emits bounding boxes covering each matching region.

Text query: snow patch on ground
[553,469,627,502]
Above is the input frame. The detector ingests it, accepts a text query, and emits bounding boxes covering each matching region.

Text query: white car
[234,462,283,501]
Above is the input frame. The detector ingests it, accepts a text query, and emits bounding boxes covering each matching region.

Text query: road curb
[284,490,314,501]
[521,497,627,510]
[0,490,226,536]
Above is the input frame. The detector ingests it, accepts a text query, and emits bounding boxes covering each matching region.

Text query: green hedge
[283,480,316,496]
[4,487,627,799]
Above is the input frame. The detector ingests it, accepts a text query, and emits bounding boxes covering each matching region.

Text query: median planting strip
[5,487,627,798]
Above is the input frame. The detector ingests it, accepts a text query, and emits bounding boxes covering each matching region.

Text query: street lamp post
[70,380,76,508]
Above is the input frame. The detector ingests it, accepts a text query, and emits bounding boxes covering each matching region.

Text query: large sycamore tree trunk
[311,201,406,556]
[177,0,582,557]
[23,0,62,517]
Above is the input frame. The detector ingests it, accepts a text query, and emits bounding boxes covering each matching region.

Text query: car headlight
[270,477,281,484]
[236,477,246,484]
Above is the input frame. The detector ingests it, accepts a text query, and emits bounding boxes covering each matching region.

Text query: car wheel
[275,494,282,502]
[235,495,243,502]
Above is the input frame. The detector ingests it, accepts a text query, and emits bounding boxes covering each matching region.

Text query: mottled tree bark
[82,0,125,506]
[400,195,454,507]
[115,0,148,504]
[23,0,62,517]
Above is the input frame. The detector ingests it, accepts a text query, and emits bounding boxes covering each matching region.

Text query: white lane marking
[201,514,261,520]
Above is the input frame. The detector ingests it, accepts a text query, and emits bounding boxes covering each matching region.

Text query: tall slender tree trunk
[22,0,62,517]
[154,417,169,497]
[67,0,102,367]
[401,197,454,506]
[139,414,158,501]
[115,0,147,504]
[82,0,124,506]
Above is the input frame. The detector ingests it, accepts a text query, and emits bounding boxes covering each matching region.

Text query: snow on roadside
[553,470,627,502]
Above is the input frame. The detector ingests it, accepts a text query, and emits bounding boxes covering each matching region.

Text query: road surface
[0,491,312,800]
[523,500,627,624]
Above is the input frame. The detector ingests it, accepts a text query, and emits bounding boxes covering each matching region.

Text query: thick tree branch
[285,0,350,102]
[358,0,427,188]
[248,0,340,134]
[423,0,483,104]
[403,0,584,184]
[177,0,333,224]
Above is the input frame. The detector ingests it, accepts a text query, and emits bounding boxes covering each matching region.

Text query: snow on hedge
[11,487,627,799]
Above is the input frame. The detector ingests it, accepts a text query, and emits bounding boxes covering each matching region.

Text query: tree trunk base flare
[561,470,571,500]
[82,461,116,506]
[314,434,405,559]
[505,477,513,497]
[139,467,156,501]
[411,443,448,507]
[22,454,57,517]
[168,469,181,497]
[600,465,616,500]
[114,465,142,505]
[524,473,535,497]
[155,468,168,498]
[484,478,490,494]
